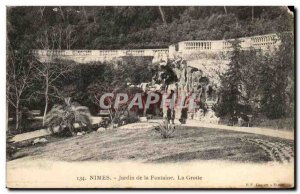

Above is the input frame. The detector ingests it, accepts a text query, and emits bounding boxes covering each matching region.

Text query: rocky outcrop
[146,57,222,122]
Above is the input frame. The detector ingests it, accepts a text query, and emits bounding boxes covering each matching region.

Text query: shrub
[154,119,176,138]
[45,98,92,136]
[125,111,139,124]
[111,109,139,127]
[98,117,110,128]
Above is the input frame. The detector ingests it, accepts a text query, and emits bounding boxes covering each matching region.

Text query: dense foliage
[7,6,293,50]
[215,33,294,120]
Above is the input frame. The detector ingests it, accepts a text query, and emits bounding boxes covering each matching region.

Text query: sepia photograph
[5,5,295,189]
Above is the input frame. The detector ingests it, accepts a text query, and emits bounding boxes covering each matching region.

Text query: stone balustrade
[33,49,168,57]
[33,48,169,63]
[177,33,280,54]
[33,33,284,63]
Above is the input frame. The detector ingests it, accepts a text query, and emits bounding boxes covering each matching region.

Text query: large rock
[139,117,148,122]
[32,138,48,145]
[97,127,106,132]
[77,131,87,136]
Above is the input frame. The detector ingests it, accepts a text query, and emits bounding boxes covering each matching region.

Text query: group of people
[229,110,251,127]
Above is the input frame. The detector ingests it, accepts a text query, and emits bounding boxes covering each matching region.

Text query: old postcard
[6,6,295,189]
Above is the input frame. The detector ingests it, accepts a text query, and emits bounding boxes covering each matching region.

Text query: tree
[251,6,254,22]
[158,6,167,24]
[259,32,294,119]
[88,66,143,127]
[33,59,74,126]
[215,40,244,117]
[33,24,77,126]
[224,6,228,14]
[6,47,36,132]
[93,87,132,128]
[215,32,294,120]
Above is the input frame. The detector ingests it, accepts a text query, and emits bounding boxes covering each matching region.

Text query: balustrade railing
[33,33,284,62]
[179,33,280,53]
[33,48,169,58]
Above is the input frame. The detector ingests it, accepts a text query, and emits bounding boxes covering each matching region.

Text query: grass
[252,117,294,131]
[9,122,294,163]
[219,116,294,131]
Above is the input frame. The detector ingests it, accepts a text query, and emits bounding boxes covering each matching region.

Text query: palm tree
[45,97,92,136]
